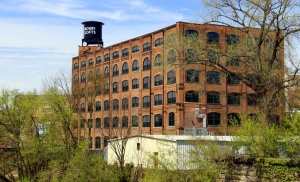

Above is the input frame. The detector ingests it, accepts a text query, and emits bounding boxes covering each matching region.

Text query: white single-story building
[104,135,237,170]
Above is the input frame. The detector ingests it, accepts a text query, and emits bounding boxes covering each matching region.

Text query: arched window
[167,70,176,84]
[95,85,101,96]
[80,103,85,112]
[74,74,78,82]
[207,92,220,104]
[74,62,79,69]
[132,97,139,107]
[104,100,109,110]
[154,38,163,47]
[113,64,119,76]
[228,113,241,126]
[154,74,163,86]
[104,117,110,128]
[88,70,93,79]
[185,49,199,63]
[132,60,139,71]
[227,93,241,105]
[227,34,240,45]
[122,116,128,127]
[185,29,199,37]
[104,136,109,147]
[80,88,85,98]
[88,119,93,128]
[73,90,78,99]
[113,99,119,110]
[113,117,119,128]
[154,54,162,67]
[95,136,101,149]
[143,77,150,89]
[167,91,176,104]
[132,116,139,127]
[207,71,220,84]
[122,80,128,92]
[122,62,129,74]
[122,98,128,110]
[185,70,199,83]
[143,115,150,127]
[104,66,109,75]
[104,83,109,94]
[143,42,151,52]
[95,101,101,111]
[143,96,150,108]
[104,53,110,62]
[113,51,119,59]
[207,50,219,64]
[154,94,162,106]
[208,112,221,126]
[81,60,86,68]
[132,46,139,53]
[143,57,151,70]
[81,72,86,83]
[207,32,220,44]
[96,56,101,64]
[122,48,129,57]
[169,112,175,126]
[185,90,199,102]
[154,114,162,127]
[88,58,93,66]
[96,118,101,128]
[113,82,118,93]
[167,49,176,64]
[132,78,139,89]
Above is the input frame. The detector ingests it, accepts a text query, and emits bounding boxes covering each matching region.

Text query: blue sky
[0,0,205,92]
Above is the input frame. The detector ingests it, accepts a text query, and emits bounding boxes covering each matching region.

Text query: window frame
[132,60,139,71]
[132,97,139,108]
[169,112,175,126]
[167,70,176,84]
[143,42,151,52]
[154,74,163,86]
[132,78,139,89]
[104,53,110,62]
[167,91,176,104]
[154,94,162,106]
[207,71,220,84]
[122,48,129,57]
[122,80,129,92]
[227,93,241,105]
[143,57,151,70]
[143,96,150,108]
[96,56,101,64]
[208,112,221,126]
[143,115,150,127]
[122,62,129,74]
[154,114,163,127]
[206,32,220,44]
[207,92,221,104]
[113,82,119,93]
[185,90,199,103]
[113,64,119,76]
[132,46,139,53]
[154,38,163,47]
[113,51,119,59]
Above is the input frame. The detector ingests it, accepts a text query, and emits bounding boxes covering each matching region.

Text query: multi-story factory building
[72,21,281,150]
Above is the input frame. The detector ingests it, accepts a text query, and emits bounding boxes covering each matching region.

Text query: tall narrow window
[113,82,118,93]
[143,77,150,89]
[154,94,162,106]
[81,72,86,83]
[122,80,129,92]
[80,103,85,112]
[74,62,79,69]
[132,97,139,107]
[154,114,162,127]
[122,98,128,110]
[96,56,101,64]
[104,53,110,62]
[154,54,162,67]
[154,74,163,86]
[143,57,151,70]
[132,60,139,71]
[167,49,176,64]
[169,112,175,126]
[122,62,129,74]
[167,91,176,104]
[113,117,119,128]
[143,96,150,108]
[73,74,78,82]
[88,58,93,66]
[167,70,176,84]
[96,68,101,78]
[81,60,86,68]
[122,116,128,128]
[113,51,119,59]
[95,101,101,111]
[95,136,101,149]
[113,99,119,110]
[96,118,101,128]
[88,119,93,128]
[132,78,139,89]
[104,117,110,128]
[132,116,139,127]
[105,66,109,75]
[104,83,109,94]
[104,100,109,110]
[143,115,150,127]
[113,64,119,76]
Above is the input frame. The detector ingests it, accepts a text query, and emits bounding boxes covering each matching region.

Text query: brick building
[72,21,279,150]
